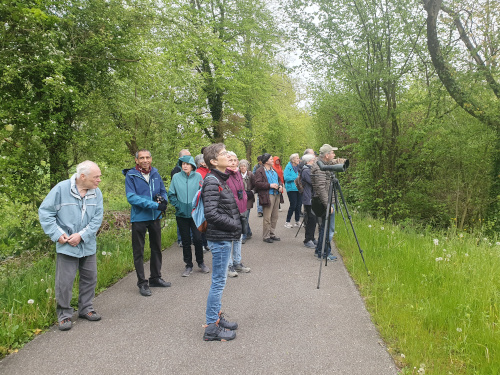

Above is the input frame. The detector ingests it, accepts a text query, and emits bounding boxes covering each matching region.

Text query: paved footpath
[0,203,398,375]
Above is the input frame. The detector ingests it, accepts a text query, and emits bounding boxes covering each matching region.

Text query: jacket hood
[177,155,197,170]
[272,156,281,164]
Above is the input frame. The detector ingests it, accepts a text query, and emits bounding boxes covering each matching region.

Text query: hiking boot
[234,263,251,273]
[218,312,238,330]
[263,238,273,243]
[59,318,72,331]
[79,311,101,321]
[203,322,236,341]
[149,278,171,287]
[199,263,210,273]
[270,236,280,241]
[284,222,292,228]
[182,267,193,277]
[304,240,316,249]
[227,266,238,278]
[139,284,152,296]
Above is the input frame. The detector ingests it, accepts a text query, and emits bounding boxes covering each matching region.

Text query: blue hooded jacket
[38,174,103,258]
[168,155,202,218]
[123,166,167,222]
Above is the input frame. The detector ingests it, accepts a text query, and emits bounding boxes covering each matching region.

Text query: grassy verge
[335,214,500,374]
[0,217,177,359]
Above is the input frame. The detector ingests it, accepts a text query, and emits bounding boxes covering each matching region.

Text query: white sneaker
[227,266,238,278]
[294,222,300,227]
[284,222,292,228]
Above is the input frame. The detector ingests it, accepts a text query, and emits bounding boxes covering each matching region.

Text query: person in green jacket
[168,155,210,277]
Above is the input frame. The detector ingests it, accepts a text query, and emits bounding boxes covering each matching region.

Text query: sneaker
[203,246,210,253]
[234,263,251,273]
[59,318,72,331]
[241,238,247,244]
[284,222,292,228]
[304,240,316,249]
[178,241,182,247]
[182,267,193,277]
[270,236,280,241]
[79,311,101,321]
[149,278,171,287]
[218,312,238,330]
[258,212,263,217]
[227,266,238,278]
[313,239,318,245]
[199,263,210,273]
[139,284,152,296]
[263,238,273,243]
[326,254,338,261]
[294,222,300,227]
[203,322,236,341]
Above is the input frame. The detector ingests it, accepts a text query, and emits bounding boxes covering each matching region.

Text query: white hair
[227,151,237,158]
[302,154,315,163]
[239,159,250,168]
[178,149,190,157]
[194,154,204,168]
[289,153,299,162]
[76,160,98,176]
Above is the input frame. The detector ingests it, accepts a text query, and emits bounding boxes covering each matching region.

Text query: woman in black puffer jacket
[201,143,241,342]
[203,168,242,242]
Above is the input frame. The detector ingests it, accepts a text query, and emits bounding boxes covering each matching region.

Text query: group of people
[38,142,345,341]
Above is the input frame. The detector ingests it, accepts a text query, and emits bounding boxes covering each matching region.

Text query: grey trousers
[55,253,97,322]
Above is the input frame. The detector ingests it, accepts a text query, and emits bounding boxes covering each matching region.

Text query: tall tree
[422,0,500,231]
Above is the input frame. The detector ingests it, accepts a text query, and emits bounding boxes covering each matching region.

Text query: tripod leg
[335,180,369,275]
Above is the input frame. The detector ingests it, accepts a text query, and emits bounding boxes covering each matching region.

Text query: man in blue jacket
[39,160,104,331]
[124,149,170,297]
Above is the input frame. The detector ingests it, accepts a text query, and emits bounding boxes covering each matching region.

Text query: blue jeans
[206,240,232,324]
[241,209,252,240]
[230,237,242,266]
[256,196,263,214]
[315,206,335,258]
[286,190,302,223]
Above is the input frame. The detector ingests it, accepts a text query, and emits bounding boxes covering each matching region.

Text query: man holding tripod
[311,144,346,260]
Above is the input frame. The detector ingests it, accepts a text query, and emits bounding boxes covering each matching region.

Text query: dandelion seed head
[457,327,462,332]
[465,253,469,257]
[380,227,384,230]
[102,251,107,256]
[433,239,439,246]
[28,299,34,304]
[368,225,372,228]
[400,353,405,358]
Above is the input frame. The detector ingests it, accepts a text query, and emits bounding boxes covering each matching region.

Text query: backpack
[294,174,304,194]
[191,175,220,233]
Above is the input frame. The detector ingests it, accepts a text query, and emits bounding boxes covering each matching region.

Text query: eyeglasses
[217,150,228,157]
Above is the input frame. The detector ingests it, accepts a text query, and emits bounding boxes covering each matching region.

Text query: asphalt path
[0,202,397,375]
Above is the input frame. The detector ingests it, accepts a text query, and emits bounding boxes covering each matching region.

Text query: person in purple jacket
[225,151,251,276]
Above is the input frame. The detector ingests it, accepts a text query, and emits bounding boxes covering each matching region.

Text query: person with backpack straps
[300,153,318,249]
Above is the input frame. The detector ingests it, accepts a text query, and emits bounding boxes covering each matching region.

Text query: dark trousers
[286,191,302,223]
[176,216,204,268]
[132,219,163,287]
[303,205,317,243]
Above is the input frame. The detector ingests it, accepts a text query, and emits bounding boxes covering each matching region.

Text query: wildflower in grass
[483,238,488,241]
[459,233,463,238]
[443,249,446,252]
[380,226,384,230]
[28,299,34,304]
[46,288,51,293]
[433,239,439,246]
[457,327,462,332]
[465,253,469,257]
[400,353,405,358]
[40,279,44,282]
[435,257,443,262]
[496,242,500,246]
[368,225,372,228]
[102,251,107,256]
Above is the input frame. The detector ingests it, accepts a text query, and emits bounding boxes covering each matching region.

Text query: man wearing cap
[311,144,346,260]
[254,153,283,243]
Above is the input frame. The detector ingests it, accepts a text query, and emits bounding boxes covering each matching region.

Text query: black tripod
[316,166,369,289]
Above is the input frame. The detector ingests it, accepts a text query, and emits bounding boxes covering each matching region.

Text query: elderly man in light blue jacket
[39,160,104,331]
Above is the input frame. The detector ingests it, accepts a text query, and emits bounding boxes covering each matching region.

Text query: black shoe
[263,238,273,243]
[241,238,247,244]
[139,284,152,296]
[149,278,171,287]
[218,312,238,330]
[270,236,280,241]
[203,322,236,341]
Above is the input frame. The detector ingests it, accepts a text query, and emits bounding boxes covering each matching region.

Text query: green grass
[335,214,500,374]
[0,216,177,358]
